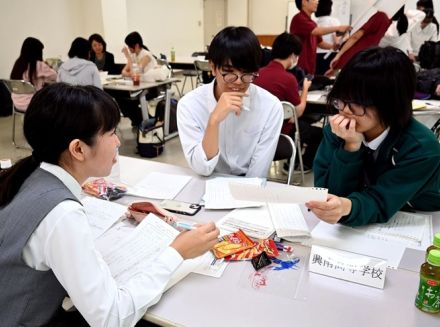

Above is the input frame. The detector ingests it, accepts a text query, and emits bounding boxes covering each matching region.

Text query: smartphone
[160,200,202,216]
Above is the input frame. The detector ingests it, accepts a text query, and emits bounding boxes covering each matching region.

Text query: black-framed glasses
[220,71,259,84]
[331,99,368,117]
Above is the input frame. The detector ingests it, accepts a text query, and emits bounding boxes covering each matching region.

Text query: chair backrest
[194,60,210,73]
[156,58,173,79]
[2,80,36,95]
[273,133,296,184]
[280,101,295,121]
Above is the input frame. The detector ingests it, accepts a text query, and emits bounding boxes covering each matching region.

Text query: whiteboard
[287,0,351,31]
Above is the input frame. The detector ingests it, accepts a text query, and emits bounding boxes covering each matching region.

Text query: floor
[0,74,314,187]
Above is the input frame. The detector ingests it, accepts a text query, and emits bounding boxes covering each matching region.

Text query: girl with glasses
[306,46,440,226]
[177,26,283,178]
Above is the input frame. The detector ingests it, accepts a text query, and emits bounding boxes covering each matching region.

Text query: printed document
[204,177,264,209]
[126,172,191,199]
[229,183,328,203]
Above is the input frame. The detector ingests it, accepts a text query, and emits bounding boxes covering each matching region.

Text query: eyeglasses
[220,71,259,84]
[331,99,368,117]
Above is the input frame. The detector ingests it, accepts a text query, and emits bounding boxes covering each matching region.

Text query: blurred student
[10,37,56,111]
[410,8,438,58]
[89,33,116,74]
[254,33,321,172]
[290,0,351,74]
[308,47,440,226]
[121,31,169,82]
[0,83,219,326]
[327,11,391,76]
[57,37,102,88]
[379,7,412,59]
[177,26,283,177]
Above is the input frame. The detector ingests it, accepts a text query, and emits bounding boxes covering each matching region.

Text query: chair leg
[190,76,194,90]
[295,133,305,185]
[180,76,188,95]
[12,110,17,147]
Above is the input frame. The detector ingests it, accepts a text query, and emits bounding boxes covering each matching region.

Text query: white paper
[229,183,328,204]
[204,177,264,209]
[311,222,405,269]
[350,211,432,249]
[216,206,275,239]
[126,172,191,199]
[268,203,310,241]
[309,245,387,289]
[192,252,228,278]
[82,197,127,239]
[97,214,202,288]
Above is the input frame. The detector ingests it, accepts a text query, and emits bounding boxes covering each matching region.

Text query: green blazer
[314,117,440,226]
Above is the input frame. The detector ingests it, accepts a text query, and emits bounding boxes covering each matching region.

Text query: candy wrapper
[225,239,279,261]
[212,230,255,259]
[127,201,177,224]
[82,178,127,201]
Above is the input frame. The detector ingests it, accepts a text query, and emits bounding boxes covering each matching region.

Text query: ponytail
[0,155,40,206]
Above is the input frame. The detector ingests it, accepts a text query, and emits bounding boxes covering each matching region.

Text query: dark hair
[423,8,434,21]
[125,31,149,51]
[396,14,409,35]
[327,46,415,130]
[315,0,333,17]
[271,33,302,59]
[295,0,302,10]
[0,83,121,206]
[89,33,107,52]
[10,37,44,85]
[417,0,433,9]
[207,26,261,73]
[68,37,91,59]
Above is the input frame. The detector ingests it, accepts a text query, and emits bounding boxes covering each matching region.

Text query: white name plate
[309,245,387,289]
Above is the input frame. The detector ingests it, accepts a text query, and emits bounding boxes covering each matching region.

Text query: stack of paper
[216,203,310,241]
[204,177,264,209]
[126,172,191,199]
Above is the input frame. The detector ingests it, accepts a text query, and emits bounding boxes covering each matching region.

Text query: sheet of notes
[126,172,192,199]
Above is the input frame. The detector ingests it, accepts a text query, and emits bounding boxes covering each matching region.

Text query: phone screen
[160,200,201,216]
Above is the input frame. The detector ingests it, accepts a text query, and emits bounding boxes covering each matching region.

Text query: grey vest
[0,168,79,326]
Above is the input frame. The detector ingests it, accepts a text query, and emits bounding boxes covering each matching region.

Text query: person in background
[379,6,412,59]
[10,37,57,111]
[57,37,102,88]
[327,11,391,76]
[177,26,283,178]
[315,0,343,75]
[121,31,156,78]
[308,47,440,226]
[416,0,439,35]
[290,0,351,74]
[88,33,116,74]
[254,33,321,173]
[410,8,438,59]
[0,83,219,327]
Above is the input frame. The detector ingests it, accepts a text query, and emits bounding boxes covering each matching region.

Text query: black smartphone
[160,200,202,216]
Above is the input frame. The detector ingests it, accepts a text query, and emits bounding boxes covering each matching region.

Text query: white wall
[126,0,204,58]
[227,0,248,26]
[0,0,96,78]
[249,0,289,34]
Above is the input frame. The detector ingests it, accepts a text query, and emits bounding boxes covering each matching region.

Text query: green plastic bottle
[415,249,440,313]
[170,47,176,62]
[426,233,440,260]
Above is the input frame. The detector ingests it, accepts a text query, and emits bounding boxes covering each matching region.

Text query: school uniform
[177,80,283,178]
[0,162,183,326]
[314,118,440,226]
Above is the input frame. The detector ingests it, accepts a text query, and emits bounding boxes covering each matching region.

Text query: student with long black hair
[10,37,57,110]
[0,83,219,326]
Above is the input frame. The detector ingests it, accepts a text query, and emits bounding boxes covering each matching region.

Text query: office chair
[281,101,305,185]
[273,134,296,185]
[2,79,35,148]
[193,60,211,86]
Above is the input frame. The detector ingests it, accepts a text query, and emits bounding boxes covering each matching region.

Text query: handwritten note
[82,197,127,239]
[268,203,310,241]
[229,183,328,204]
[309,245,387,289]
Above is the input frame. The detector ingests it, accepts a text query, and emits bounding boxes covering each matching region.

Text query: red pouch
[225,239,279,261]
[127,201,177,223]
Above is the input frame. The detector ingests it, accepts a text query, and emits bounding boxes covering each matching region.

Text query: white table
[117,156,440,327]
[103,77,180,139]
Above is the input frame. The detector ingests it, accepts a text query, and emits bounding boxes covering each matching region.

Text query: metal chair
[273,134,296,185]
[193,60,211,86]
[180,52,206,94]
[158,55,181,97]
[281,101,305,185]
[2,79,35,148]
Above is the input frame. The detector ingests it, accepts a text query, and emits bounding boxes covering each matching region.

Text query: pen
[275,241,293,253]
[173,221,196,230]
